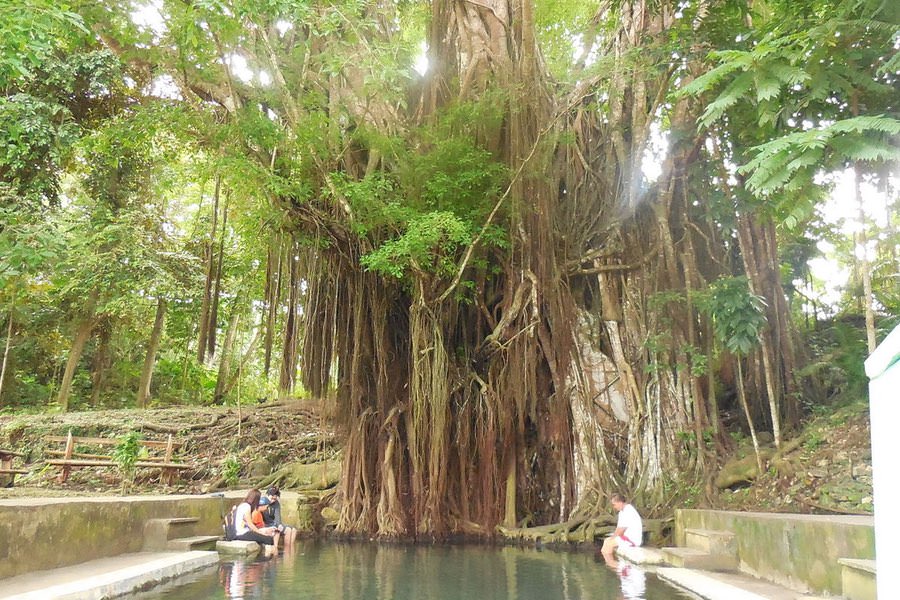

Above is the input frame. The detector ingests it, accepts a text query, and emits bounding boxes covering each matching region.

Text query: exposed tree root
[498,515,671,546]
[140,413,227,434]
[716,436,805,489]
[257,459,341,491]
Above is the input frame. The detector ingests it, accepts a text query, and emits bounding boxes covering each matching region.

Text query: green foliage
[799,318,869,404]
[361,211,473,279]
[0,0,88,85]
[221,455,241,487]
[112,431,143,490]
[739,116,900,196]
[698,277,768,356]
[682,0,899,208]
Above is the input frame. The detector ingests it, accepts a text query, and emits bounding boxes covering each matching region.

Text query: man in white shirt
[601,492,643,556]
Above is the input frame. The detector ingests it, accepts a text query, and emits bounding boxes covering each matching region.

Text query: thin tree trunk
[855,166,877,353]
[736,359,764,476]
[263,236,283,376]
[736,213,782,448]
[89,323,110,406]
[0,307,14,402]
[214,307,241,404]
[137,298,167,408]
[280,240,300,397]
[207,197,229,361]
[197,176,221,363]
[221,325,262,399]
[57,312,96,411]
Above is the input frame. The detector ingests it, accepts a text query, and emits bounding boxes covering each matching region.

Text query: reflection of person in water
[220,558,271,599]
[600,551,646,600]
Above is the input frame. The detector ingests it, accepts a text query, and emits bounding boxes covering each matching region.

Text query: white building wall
[865,324,900,600]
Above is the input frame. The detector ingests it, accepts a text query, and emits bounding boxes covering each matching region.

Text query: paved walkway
[0,551,219,600]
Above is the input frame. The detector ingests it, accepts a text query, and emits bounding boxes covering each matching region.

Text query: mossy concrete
[0,491,311,580]
[675,509,874,595]
[0,494,231,580]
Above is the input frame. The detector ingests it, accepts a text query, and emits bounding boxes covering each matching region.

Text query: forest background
[0,0,897,539]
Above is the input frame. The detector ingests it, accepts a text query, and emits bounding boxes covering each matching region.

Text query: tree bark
[855,166,877,353]
[0,308,13,403]
[89,322,110,406]
[57,301,97,411]
[736,359,764,476]
[213,306,241,404]
[280,240,301,397]
[137,298,167,408]
[197,176,220,363]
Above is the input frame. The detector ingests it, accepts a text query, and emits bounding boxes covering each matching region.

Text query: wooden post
[164,434,174,462]
[59,430,74,483]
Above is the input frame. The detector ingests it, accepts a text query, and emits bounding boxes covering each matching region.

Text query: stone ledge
[837,558,876,574]
[615,545,667,565]
[215,540,260,555]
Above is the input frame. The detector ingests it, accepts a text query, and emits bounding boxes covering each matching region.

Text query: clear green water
[140,541,694,600]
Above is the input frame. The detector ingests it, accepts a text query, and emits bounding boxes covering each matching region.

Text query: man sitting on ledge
[601,492,643,555]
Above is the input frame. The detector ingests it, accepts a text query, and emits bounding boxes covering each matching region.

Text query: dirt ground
[710,401,874,515]
[0,399,339,499]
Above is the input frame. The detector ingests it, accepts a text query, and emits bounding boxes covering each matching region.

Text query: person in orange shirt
[251,500,270,530]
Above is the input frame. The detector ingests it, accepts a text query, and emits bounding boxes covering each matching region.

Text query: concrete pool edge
[656,566,831,600]
[0,551,220,600]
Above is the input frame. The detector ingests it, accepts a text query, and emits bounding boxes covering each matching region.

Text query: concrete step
[142,517,201,551]
[166,535,220,551]
[216,540,261,555]
[838,558,876,600]
[685,528,736,555]
[662,546,738,572]
[615,545,667,565]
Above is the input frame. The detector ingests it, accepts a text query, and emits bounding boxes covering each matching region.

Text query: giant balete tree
[68,0,898,539]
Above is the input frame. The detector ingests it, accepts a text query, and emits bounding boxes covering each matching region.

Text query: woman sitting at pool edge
[234,488,281,554]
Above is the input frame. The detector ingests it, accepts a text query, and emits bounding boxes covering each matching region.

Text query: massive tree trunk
[137,298,167,408]
[91,0,811,538]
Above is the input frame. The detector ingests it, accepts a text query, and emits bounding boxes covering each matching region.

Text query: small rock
[861,496,873,504]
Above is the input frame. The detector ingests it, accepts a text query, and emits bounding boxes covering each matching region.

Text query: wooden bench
[45,431,191,485]
[0,448,28,486]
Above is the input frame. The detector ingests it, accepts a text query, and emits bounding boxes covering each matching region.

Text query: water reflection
[219,556,275,599]
[600,551,647,599]
[152,541,687,600]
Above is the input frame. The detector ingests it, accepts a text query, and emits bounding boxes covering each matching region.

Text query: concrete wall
[676,509,874,595]
[0,491,307,580]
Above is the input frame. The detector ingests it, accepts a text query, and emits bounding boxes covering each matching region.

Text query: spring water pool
[139,540,695,600]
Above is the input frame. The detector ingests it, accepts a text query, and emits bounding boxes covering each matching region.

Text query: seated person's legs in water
[234,488,282,554]
[264,486,298,545]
